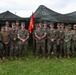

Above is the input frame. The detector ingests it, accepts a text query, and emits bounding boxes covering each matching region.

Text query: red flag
[28,13,34,33]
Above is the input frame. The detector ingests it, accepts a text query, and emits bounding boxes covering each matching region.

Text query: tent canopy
[34,5,64,22]
[0,11,24,20]
[34,5,76,23]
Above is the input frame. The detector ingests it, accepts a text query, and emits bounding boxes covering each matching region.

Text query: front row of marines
[0,21,29,62]
[33,22,76,59]
[0,21,76,62]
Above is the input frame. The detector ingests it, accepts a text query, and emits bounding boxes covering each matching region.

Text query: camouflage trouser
[36,43,45,56]
[57,40,64,56]
[10,41,18,57]
[64,41,71,55]
[47,40,57,56]
[72,41,76,54]
[3,43,10,57]
[18,42,28,57]
[33,39,36,55]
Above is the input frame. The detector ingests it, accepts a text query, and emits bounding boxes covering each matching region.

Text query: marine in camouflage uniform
[71,24,76,57]
[60,23,65,57]
[64,26,72,59]
[15,20,21,57]
[35,23,46,59]
[68,24,72,55]
[18,22,29,60]
[56,23,64,58]
[32,24,39,55]
[9,23,18,59]
[43,21,49,54]
[43,21,49,35]
[1,26,10,60]
[56,23,61,58]
[47,23,58,59]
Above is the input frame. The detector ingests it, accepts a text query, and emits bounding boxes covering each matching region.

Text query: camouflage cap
[12,22,15,26]
[57,23,61,26]
[50,22,54,26]
[21,22,25,26]
[39,22,43,26]
[39,22,42,24]
[61,23,64,26]
[65,25,69,28]
[44,21,47,24]
[68,24,72,27]
[16,20,19,23]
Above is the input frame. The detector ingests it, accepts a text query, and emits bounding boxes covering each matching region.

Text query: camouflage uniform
[56,23,61,58]
[35,27,46,58]
[47,28,58,58]
[71,25,76,56]
[43,27,49,54]
[71,30,76,55]
[16,25,21,30]
[64,26,72,58]
[32,25,39,55]
[56,29,64,58]
[10,28,18,58]
[15,24,21,58]
[18,29,29,58]
[60,23,65,56]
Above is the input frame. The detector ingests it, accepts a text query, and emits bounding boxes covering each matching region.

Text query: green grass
[0,47,76,75]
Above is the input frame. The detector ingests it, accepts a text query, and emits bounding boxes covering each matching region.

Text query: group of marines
[0,21,76,62]
[33,22,76,59]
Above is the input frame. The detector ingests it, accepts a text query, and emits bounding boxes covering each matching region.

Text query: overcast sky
[0,0,76,17]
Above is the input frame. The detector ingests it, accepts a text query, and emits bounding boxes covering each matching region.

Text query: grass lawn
[0,47,76,75]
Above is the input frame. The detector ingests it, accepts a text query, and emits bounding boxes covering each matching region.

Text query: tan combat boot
[54,56,58,59]
[67,54,70,59]
[26,57,29,61]
[43,56,45,59]
[2,57,5,60]
[47,55,50,59]
[64,55,66,58]
[59,55,62,59]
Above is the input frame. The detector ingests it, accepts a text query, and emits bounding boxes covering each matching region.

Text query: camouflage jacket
[35,28,46,43]
[47,29,58,41]
[71,30,76,41]
[18,29,29,44]
[9,29,18,41]
[64,31,72,42]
